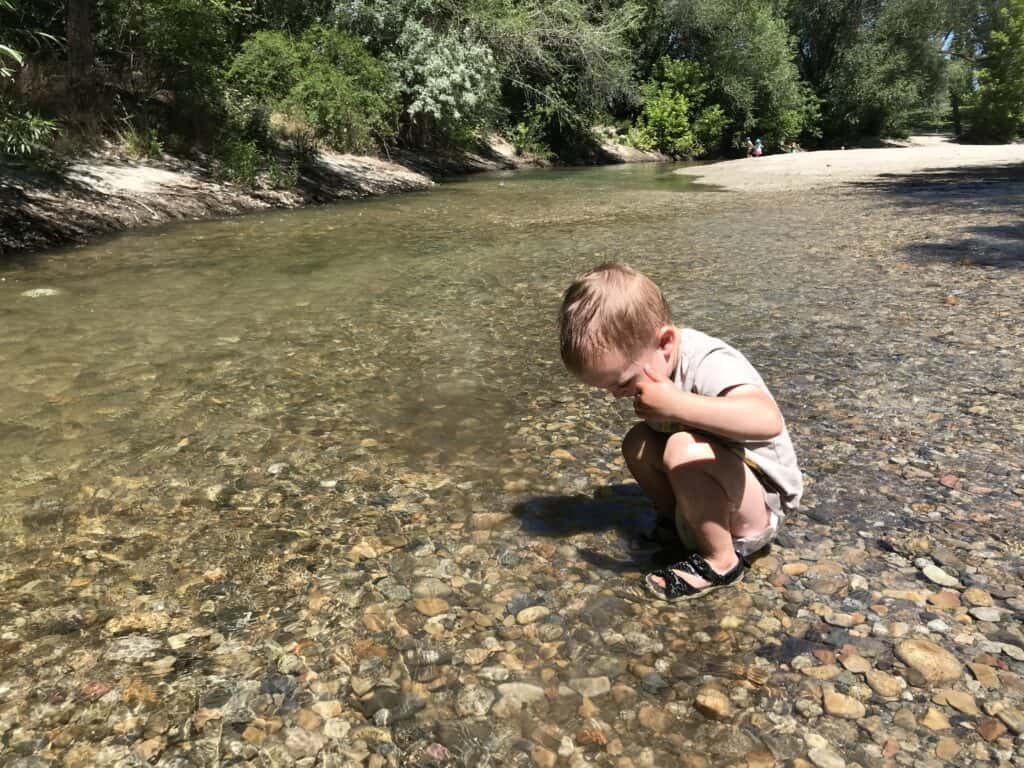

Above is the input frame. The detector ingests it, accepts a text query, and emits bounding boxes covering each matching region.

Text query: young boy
[558,262,802,601]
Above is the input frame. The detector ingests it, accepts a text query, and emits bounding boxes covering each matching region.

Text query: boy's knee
[663,431,718,471]
[622,422,657,465]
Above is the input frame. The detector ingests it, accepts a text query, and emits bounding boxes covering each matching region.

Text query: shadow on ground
[510,483,681,574]
[849,162,1024,269]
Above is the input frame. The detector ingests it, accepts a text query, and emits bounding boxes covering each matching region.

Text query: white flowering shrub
[390,21,499,144]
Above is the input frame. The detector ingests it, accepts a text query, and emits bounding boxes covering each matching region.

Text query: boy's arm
[635,366,784,442]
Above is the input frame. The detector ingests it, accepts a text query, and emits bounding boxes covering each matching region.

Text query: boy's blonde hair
[558,262,672,374]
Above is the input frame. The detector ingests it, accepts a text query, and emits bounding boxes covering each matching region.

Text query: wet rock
[455,685,495,717]
[895,638,962,685]
[694,686,731,719]
[808,746,845,768]
[414,598,449,616]
[977,717,1007,741]
[285,727,324,758]
[516,606,550,625]
[637,703,671,732]
[568,676,610,698]
[920,708,951,731]
[105,635,163,662]
[823,688,866,719]
[493,683,546,718]
[933,688,979,715]
[963,587,993,607]
[865,669,906,699]
[969,606,1003,623]
[412,578,451,599]
[921,565,959,588]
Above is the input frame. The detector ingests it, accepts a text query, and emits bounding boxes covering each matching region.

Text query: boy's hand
[633,364,683,421]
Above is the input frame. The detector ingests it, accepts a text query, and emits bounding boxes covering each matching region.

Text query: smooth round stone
[412,578,452,598]
[694,686,732,719]
[895,638,962,685]
[865,669,906,699]
[921,565,959,588]
[963,587,993,607]
[414,598,449,616]
[516,606,551,625]
[823,689,865,719]
[491,684,548,720]
[969,606,1003,623]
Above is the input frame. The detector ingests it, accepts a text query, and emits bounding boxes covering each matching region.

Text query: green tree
[660,0,812,149]
[967,0,1024,140]
[787,0,950,142]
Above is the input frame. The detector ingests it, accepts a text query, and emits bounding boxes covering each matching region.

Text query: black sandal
[644,551,745,601]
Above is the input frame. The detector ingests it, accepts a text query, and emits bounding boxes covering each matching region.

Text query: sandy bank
[675,138,1024,192]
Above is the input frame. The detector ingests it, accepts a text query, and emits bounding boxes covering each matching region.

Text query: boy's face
[579,325,676,398]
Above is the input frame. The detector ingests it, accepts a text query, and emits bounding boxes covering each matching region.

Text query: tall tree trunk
[66,0,94,85]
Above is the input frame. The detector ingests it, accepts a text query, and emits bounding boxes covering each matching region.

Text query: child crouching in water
[558,262,803,601]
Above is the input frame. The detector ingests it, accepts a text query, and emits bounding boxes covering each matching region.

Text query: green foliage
[0,101,58,157]
[660,0,811,148]
[339,0,642,152]
[508,109,553,158]
[226,31,304,104]
[692,104,728,153]
[474,0,641,155]
[120,125,164,158]
[628,57,725,157]
[214,136,263,186]
[213,136,300,189]
[967,0,1024,141]
[787,0,949,142]
[390,21,499,145]
[630,85,695,155]
[0,42,22,82]
[12,0,1021,163]
[226,26,396,152]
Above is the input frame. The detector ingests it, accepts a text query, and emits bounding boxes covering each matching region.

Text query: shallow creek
[2,162,1023,767]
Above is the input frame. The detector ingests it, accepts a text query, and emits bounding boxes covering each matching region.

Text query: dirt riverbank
[0,136,663,258]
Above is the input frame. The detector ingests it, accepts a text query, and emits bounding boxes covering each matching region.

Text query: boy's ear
[656,325,676,360]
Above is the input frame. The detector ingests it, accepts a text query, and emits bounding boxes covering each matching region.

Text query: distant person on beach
[746,137,754,157]
[753,138,763,157]
[558,263,803,601]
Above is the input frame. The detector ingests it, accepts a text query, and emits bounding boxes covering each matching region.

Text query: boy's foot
[644,551,745,601]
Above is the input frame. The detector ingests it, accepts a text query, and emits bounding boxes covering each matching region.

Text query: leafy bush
[226,26,397,152]
[630,85,695,155]
[628,58,726,157]
[390,21,499,146]
[692,104,728,154]
[226,30,304,105]
[508,107,553,158]
[0,101,58,158]
[213,137,263,187]
[120,125,164,158]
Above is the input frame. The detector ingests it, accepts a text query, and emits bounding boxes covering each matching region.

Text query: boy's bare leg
[648,431,770,591]
[622,423,675,521]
